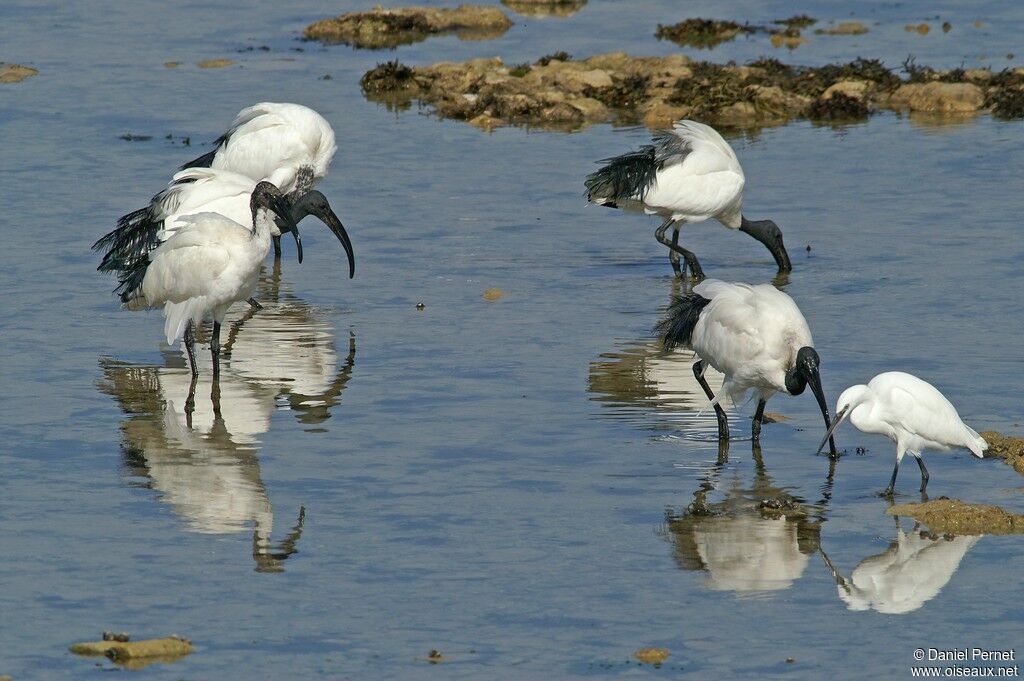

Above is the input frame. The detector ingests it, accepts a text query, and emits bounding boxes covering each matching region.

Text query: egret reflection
[659,443,831,594]
[820,518,981,614]
[97,271,356,571]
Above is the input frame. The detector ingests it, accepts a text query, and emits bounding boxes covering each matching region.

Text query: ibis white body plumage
[586,120,791,278]
[190,102,337,196]
[657,279,836,451]
[820,372,988,494]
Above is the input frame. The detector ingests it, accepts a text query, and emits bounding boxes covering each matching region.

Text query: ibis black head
[786,346,838,457]
[739,216,792,273]
[288,190,355,279]
[251,181,302,263]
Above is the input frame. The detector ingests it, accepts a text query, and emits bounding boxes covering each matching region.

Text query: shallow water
[2,0,1023,678]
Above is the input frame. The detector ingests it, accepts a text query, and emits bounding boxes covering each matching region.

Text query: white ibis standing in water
[94,167,355,286]
[816,372,988,495]
[180,102,337,258]
[656,279,836,453]
[585,120,791,279]
[118,182,299,378]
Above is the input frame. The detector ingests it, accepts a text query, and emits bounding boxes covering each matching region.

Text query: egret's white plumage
[657,279,836,450]
[187,102,337,196]
[586,120,791,277]
[823,530,981,614]
[819,372,988,494]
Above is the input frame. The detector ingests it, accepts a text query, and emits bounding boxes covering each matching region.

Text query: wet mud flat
[304,5,512,49]
[360,52,1024,131]
[888,499,1024,535]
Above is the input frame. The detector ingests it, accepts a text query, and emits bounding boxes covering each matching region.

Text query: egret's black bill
[816,405,850,456]
[808,370,838,456]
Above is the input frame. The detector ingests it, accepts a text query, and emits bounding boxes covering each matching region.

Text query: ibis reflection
[97,269,356,572]
[659,443,830,593]
[588,338,738,439]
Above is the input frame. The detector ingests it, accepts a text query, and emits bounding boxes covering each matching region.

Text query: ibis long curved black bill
[288,191,355,278]
[270,194,302,263]
[808,370,838,456]
[816,405,850,456]
[313,206,355,279]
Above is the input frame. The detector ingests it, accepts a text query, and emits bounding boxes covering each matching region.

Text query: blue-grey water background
[2,0,1023,678]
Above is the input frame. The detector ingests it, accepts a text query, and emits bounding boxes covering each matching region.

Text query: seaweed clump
[361,60,418,97]
[656,19,754,49]
[807,91,870,120]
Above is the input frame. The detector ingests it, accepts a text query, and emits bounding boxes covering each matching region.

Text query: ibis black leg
[183,320,199,378]
[210,321,222,379]
[656,219,704,280]
[884,459,901,497]
[752,398,767,442]
[184,372,198,426]
[914,455,930,493]
[693,360,728,440]
[669,226,681,277]
[272,234,282,259]
[247,298,264,310]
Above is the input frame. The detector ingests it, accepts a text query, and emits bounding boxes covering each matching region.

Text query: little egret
[585,120,791,279]
[656,279,836,453]
[181,102,337,257]
[816,372,988,495]
[95,167,354,284]
[119,182,299,378]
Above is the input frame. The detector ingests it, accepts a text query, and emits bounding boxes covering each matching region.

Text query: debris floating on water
[815,21,869,35]
[634,647,670,665]
[304,5,513,49]
[197,59,234,69]
[482,287,505,301]
[888,498,1024,535]
[0,63,39,83]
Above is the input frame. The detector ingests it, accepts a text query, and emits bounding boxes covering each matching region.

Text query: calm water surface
[2,0,1023,678]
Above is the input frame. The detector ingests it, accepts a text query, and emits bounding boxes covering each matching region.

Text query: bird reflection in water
[659,442,835,593]
[819,516,980,614]
[97,267,356,572]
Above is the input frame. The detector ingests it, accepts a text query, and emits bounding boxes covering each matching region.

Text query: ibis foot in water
[693,360,729,440]
[184,321,199,378]
[752,398,767,442]
[247,298,264,310]
[656,219,704,281]
[211,321,222,378]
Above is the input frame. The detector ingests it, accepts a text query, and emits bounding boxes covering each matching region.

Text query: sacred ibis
[586,120,791,279]
[656,279,836,453]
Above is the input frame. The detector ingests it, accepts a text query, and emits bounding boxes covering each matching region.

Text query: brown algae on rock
[361,53,1024,131]
[304,5,512,49]
[634,647,670,665]
[655,19,755,49]
[71,636,192,667]
[980,431,1024,475]
[888,499,1024,535]
[0,64,39,83]
[501,0,586,18]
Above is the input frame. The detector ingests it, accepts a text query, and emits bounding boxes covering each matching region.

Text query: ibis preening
[656,279,836,454]
[94,167,355,286]
[585,120,791,279]
[816,372,988,495]
[180,102,338,258]
[118,182,298,378]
